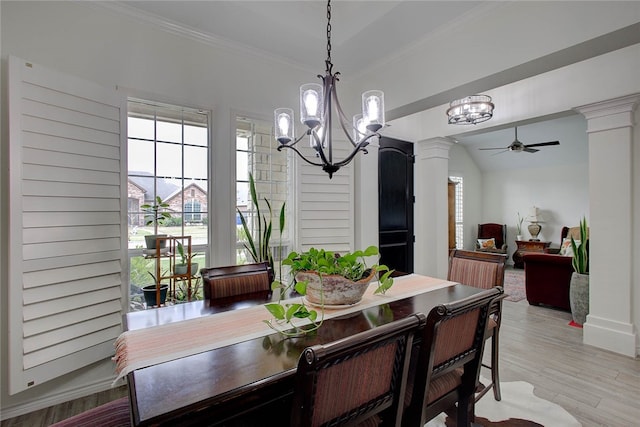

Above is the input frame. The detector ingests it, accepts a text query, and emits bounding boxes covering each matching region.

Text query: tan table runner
[113,274,455,384]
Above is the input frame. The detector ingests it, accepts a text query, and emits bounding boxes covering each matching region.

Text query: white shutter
[8,57,126,394]
[296,142,354,252]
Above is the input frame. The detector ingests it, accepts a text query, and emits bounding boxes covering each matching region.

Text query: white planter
[516,234,523,241]
[569,272,589,325]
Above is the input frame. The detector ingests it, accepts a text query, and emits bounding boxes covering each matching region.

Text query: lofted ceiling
[111,1,594,171]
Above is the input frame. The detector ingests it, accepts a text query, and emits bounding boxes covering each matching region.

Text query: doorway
[378,137,414,274]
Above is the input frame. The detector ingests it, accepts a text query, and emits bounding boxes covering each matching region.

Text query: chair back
[403,287,503,427]
[447,249,506,289]
[291,313,426,427]
[200,262,273,300]
[476,223,507,252]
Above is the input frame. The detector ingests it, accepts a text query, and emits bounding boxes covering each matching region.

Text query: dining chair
[402,286,503,427]
[200,261,273,300]
[290,313,427,427]
[447,249,506,401]
[49,396,131,426]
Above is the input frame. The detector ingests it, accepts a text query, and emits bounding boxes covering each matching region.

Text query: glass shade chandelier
[446,94,494,125]
[274,0,385,178]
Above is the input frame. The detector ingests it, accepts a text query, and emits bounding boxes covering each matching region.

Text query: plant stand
[144,235,195,307]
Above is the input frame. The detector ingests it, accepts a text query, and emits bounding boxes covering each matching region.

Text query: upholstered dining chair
[475,223,508,254]
[402,287,503,427]
[290,313,426,427]
[447,249,506,402]
[200,261,273,300]
[49,396,131,426]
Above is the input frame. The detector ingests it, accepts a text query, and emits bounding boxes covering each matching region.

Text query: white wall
[482,163,589,263]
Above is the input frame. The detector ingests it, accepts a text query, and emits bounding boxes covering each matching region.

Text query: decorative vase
[569,272,589,325]
[142,284,169,307]
[528,223,542,241]
[296,268,377,306]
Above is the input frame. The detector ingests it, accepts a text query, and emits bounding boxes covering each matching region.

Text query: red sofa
[522,253,572,311]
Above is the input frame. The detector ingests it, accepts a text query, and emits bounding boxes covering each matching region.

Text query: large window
[236,117,290,266]
[127,99,210,308]
[449,176,464,249]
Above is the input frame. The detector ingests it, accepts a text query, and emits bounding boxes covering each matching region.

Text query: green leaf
[293,306,311,319]
[265,303,285,320]
[286,304,302,321]
[294,280,307,295]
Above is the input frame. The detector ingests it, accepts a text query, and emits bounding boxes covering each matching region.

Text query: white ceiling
[113,0,590,171]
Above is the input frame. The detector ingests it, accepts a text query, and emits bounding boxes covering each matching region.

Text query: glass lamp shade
[362,90,384,132]
[300,83,324,129]
[352,114,366,141]
[274,108,294,144]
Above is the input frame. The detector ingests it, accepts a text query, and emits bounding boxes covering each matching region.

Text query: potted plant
[569,216,589,325]
[174,241,199,276]
[237,173,286,274]
[264,246,394,336]
[140,196,172,250]
[516,212,524,241]
[142,271,169,307]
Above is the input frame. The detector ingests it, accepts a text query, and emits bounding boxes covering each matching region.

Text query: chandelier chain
[326,0,332,66]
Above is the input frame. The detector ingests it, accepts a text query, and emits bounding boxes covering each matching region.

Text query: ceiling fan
[479,127,560,154]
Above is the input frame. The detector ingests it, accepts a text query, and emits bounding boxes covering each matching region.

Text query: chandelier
[274,0,385,179]
[446,94,494,125]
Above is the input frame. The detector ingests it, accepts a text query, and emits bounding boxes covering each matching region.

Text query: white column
[414,138,454,279]
[576,94,639,357]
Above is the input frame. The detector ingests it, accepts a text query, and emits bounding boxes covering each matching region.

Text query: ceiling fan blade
[491,149,510,156]
[525,140,560,148]
[479,147,508,150]
[523,147,539,153]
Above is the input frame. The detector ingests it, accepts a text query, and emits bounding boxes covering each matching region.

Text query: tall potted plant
[569,217,589,325]
[516,212,524,241]
[141,196,172,250]
[237,173,286,274]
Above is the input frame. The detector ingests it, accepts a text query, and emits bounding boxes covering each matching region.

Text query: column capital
[416,137,456,160]
[575,93,639,133]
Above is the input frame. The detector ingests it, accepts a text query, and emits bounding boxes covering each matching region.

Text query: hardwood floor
[2,299,639,426]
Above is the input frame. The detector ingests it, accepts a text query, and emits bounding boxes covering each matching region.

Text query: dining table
[118,273,485,426]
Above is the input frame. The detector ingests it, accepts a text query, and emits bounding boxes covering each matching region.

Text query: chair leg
[491,328,502,401]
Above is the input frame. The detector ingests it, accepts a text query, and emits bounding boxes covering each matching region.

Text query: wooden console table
[513,240,551,269]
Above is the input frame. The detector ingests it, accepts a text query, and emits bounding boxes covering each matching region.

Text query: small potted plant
[174,241,199,276]
[140,196,172,250]
[516,212,524,241]
[569,217,589,325]
[142,271,169,307]
[264,246,394,336]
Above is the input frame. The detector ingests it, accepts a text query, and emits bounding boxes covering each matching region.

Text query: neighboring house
[127,173,208,226]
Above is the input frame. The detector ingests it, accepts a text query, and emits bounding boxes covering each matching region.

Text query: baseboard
[0,376,118,421]
[583,314,638,357]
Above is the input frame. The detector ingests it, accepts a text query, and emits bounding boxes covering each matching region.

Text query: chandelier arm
[277,144,326,167]
[281,131,313,149]
[329,76,360,148]
[333,138,374,168]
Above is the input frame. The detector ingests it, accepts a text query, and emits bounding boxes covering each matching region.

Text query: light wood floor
[2,298,639,426]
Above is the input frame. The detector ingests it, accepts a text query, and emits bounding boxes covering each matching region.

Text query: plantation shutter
[8,57,126,394]
[296,139,354,252]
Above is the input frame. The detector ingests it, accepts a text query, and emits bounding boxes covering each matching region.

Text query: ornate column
[576,93,639,357]
[414,138,455,279]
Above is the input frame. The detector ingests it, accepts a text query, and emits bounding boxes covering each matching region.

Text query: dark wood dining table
[124,280,483,426]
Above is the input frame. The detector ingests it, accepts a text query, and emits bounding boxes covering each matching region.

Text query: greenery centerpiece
[140,196,172,249]
[569,216,589,325]
[264,246,394,337]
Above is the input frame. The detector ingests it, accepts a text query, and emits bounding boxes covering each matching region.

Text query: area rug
[425,378,581,426]
[503,269,526,302]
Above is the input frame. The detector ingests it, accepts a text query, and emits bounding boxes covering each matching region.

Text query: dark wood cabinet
[513,240,551,269]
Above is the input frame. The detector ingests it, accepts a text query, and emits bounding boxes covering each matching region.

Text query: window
[127,99,210,309]
[236,117,290,265]
[449,176,464,249]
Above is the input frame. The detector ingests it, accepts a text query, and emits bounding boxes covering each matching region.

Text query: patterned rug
[503,269,526,302]
[426,378,581,426]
